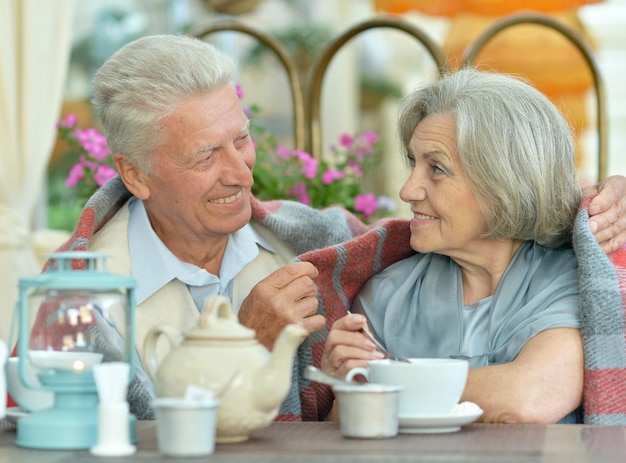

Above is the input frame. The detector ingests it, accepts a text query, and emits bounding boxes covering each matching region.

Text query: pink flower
[80,155,98,171]
[94,165,117,186]
[363,131,378,144]
[58,113,77,128]
[289,183,310,205]
[277,146,291,159]
[354,193,378,220]
[65,164,85,187]
[91,144,111,161]
[293,149,311,162]
[322,168,346,185]
[355,147,367,159]
[302,159,318,179]
[74,128,110,160]
[294,150,318,179]
[338,133,354,148]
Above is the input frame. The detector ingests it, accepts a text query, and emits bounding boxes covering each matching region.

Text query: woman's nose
[399,170,427,203]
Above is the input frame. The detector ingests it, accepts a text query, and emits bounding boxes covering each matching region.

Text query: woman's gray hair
[92,34,238,173]
[398,68,582,248]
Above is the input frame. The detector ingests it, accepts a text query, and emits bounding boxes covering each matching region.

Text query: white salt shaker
[90,362,136,456]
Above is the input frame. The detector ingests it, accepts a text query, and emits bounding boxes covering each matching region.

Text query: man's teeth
[414,213,435,220]
[210,190,243,204]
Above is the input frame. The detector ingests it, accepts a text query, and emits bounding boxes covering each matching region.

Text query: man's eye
[193,150,214,167]
[235,133,250,148]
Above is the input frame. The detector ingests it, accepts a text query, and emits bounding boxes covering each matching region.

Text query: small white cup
[153,397,220,457]
[346,358,468,416]
[5,357,54,412]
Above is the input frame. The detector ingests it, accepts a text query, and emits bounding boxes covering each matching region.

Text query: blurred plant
[243,23,333,85]
[244,23,333,68]
[242,87,395,221]
[56,114,117,203]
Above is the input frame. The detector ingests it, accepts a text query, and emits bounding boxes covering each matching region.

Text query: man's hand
[238,262,325,350]
[583,175,626,254]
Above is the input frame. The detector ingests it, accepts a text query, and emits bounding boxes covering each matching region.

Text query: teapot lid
[186,295,256,340]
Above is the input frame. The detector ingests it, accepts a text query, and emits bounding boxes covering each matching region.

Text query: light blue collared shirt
[127,198,274,311]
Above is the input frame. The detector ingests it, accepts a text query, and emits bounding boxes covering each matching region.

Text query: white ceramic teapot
[143,295,308,443]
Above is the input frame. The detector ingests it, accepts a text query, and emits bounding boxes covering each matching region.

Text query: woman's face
[138,85,255,242]
[399,113,487,259]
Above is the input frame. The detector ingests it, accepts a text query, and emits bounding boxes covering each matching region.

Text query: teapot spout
[252,324,308,413]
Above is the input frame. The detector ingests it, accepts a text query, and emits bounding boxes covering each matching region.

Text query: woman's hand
[320,313,384,379]
[584,175,626,254]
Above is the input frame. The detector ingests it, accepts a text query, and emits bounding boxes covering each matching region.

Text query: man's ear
[113,154,150,200]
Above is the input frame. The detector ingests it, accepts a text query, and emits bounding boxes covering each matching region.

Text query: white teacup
[5,357,54,412]
[346,358,468,417]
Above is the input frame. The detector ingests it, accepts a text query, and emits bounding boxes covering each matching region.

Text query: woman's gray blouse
[351,241,581,369]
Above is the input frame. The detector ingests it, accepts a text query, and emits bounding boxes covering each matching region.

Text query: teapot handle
[143,325,184,382]
[199,295,235,328]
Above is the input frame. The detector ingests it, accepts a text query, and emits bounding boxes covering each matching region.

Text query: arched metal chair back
[307,17,448,159]
[462,12,607,182]
[192,16,447,158]
[193,13,606,181]
[193,19,306,151]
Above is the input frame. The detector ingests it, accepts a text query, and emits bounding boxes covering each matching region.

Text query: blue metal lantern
[14,252,136,449]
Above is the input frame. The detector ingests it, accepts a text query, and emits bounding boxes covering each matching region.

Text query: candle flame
[72,360,86,371]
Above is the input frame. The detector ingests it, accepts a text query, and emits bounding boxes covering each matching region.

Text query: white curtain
[0,0,75,344]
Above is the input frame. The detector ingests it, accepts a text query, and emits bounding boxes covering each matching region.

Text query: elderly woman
[320,68,584,424]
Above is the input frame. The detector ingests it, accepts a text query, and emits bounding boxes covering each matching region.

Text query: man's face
[140,85,255,243]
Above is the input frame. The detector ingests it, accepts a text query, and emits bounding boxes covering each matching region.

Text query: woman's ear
[113,154,150,200]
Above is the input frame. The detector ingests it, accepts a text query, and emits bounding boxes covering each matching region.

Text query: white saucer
[398,409,483,434]
[5,407,28,424]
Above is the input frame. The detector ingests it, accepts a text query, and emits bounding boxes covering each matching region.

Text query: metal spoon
[304,365,360,387]
[347,310,411,363]
[359,327,412,363]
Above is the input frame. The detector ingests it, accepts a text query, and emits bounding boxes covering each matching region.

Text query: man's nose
[220,146,254,185]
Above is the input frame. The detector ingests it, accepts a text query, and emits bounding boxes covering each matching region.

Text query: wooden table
[1,421,626,462]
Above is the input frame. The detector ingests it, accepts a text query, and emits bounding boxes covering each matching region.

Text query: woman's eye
[431,162,446,175]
